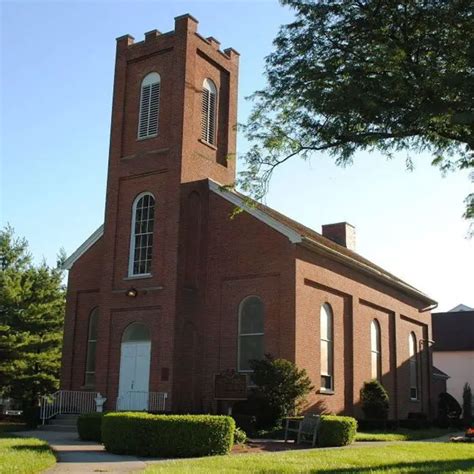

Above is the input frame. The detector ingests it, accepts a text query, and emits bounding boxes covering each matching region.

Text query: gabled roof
[432,366,450,379]
[62,180,436,307]
[448,304,474,312]
[62,225,104,270]
[209,180,436,307]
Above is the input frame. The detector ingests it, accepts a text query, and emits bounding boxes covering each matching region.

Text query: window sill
[137,134,158,141]
[319,388,335,395]
[124,274,153,281]
[199,138,217,151]
[80,385,96,391]
[410,398,420,403]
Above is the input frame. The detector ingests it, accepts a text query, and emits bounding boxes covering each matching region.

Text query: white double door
[117,341,151,411]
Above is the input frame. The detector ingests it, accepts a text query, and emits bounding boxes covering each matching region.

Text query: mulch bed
[232,439,310,454]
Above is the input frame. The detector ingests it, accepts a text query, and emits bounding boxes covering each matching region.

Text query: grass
[355,427,454,442]
[0,435,56,474]
[145,443,474,473]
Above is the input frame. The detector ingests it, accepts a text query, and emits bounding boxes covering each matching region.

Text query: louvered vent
[201,79,217,145]
[138,73,161,139]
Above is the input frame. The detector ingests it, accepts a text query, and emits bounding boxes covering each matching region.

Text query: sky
[1,0,473,312]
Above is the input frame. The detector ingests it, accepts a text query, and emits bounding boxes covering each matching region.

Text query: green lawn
[145,443,474,473]
[0,436,56,474]
[356,427,454,442]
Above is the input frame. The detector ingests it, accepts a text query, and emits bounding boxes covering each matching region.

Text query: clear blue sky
[1,1,472,311]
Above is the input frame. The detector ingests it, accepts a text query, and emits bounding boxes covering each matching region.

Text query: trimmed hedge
[77,413,105,442]
[319,415,357,447]
[102,412,235,457]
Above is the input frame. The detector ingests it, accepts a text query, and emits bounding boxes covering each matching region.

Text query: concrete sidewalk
[15,430,161,473]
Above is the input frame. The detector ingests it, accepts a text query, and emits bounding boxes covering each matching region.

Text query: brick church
[61,14,437,420]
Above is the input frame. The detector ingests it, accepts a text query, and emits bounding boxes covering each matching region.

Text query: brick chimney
[322,222,356,251]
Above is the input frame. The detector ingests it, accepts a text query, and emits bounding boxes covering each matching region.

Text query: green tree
[462,382,473,427]
[250,354,313,420]
[360,380,389,420]
[241,0,473,225]
[0,226,65,410]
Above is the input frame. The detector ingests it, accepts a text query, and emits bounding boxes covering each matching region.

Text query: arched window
[138,72,160,139]
[238,296,264,372]
[409,332,419,400]
[371,319,382,381]
[320,303,334,391]
[129,193,155,276]
[201,78,217,145]
[84,308,98,387]
[122,322,151,343]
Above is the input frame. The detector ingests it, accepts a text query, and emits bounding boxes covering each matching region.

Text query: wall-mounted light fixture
[126,288,138,297]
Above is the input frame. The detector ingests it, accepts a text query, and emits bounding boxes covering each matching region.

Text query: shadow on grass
[309,458,474,473]
[11,443,52,454]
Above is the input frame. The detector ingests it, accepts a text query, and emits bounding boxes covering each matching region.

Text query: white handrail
[116,391,167,412]
[40,390,97,424]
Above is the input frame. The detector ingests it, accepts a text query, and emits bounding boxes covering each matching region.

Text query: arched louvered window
[238,296,264,372]
[201,78,217,145]
[371,319,382,381]
[84,308,98,387]
[409,332,419,400]
[138,72,160,139]
[129,192,155,276]
[320,303,334,391]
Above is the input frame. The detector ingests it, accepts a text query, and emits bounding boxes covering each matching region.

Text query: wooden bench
[284,414,321,447]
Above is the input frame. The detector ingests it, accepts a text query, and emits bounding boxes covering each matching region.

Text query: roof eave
[62,224,104,270]
[299,236,437,308]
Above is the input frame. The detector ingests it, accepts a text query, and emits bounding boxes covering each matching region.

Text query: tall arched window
[371,319,382,381]
[138,72,160,139]
[409,332,419,400]
[84,308,98,387]
[129,193,155,276]
[201,78,217,145]
[238,296,264,372]
[320,303,334,391]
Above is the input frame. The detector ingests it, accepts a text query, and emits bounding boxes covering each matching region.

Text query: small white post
[94,393,107,413]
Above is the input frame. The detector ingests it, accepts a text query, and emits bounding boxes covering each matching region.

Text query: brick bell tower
[93,15,239,409]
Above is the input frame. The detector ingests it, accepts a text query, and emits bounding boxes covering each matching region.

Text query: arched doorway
[117,323,151,411]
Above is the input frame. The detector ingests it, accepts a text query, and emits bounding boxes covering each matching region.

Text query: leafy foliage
[234,426,247,444]
[250,355,313,422]
[0,225,65,409]
[319,415,358,447]
[241,0,473,225]
[360,380,390,420]
[437,392,462,427]
[462,382,473,427]
[102,412,235,457]
[77,413,105,442]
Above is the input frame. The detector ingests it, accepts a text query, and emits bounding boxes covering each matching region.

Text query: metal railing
[40,390,96,424]
[116,391,167,412]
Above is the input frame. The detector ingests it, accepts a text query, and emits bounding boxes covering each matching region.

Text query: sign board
[214,370,248,400]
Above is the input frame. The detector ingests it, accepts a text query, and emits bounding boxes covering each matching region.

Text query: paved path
[15,430,162,473]
[15,429,464,472]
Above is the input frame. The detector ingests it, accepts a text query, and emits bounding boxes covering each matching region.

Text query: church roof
[209,180,436,307]
[63,179,436,308]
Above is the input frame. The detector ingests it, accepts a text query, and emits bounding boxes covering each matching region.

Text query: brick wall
[61,14,434,421]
